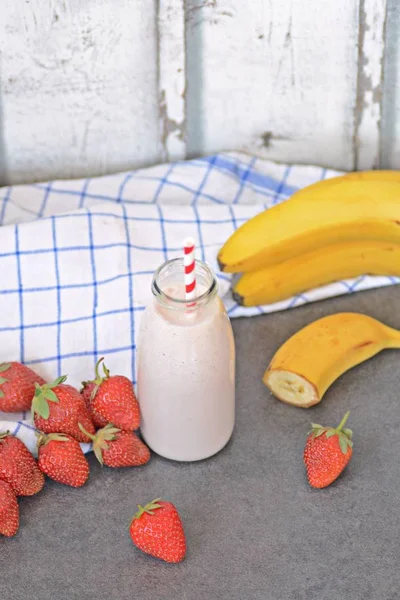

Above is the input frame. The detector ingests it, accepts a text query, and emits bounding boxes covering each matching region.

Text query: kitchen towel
[0,151,398,453]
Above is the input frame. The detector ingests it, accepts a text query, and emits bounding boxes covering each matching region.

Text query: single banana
[218,180,400,273]
[233,241,400,307]
[344,170,400,181]
[294,170,400,199]
[263,313,400,408]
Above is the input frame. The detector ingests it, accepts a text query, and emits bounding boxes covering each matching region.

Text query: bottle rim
[151,258,218,308]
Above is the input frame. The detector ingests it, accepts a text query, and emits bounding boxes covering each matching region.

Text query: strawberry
[37,433,89,488]
[81,358,140,431]
[0,362,46,413]
[304,411,353,489]
[79,423,150,468]
[32,376,95,443]
[0,432,45,496]
[129,499,186,563]
[0,480,19,537]
[80,381,107,429]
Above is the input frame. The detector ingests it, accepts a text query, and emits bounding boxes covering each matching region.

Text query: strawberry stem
[88,357,110,401]
[37,432,70,448]
[94,357,105,382]
[131,498,162,522]
[336,411,350,433]
[78,423,96,442]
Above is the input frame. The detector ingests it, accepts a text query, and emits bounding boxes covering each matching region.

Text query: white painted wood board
[381,0,400,168]
[354,0,387,170]
[158,0,187,162]
[0,0,160,184]
[185,0,360,171]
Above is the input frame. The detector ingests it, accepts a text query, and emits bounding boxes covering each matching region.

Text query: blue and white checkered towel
[1,151,398,454]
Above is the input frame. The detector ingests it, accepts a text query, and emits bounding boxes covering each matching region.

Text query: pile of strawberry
[0,359,186,563]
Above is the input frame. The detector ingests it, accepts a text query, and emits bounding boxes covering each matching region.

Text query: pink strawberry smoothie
[137,259,235,462]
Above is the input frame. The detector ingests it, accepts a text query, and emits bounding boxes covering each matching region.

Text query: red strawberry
[129,499,186,563]
[81,358,140,431]
[79,423,150,468]
[37,433,89,488]
[0,362,46,413]
[32,376,95,443]
[0,480,19,537]
[0,432,44,496]
[80,381,107,429]
[304,411,353,489]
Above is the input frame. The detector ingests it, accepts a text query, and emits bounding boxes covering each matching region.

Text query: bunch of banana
[264,313,400,408]
[217,171,400,306]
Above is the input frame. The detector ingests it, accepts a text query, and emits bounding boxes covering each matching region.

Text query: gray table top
[2,286,400,600]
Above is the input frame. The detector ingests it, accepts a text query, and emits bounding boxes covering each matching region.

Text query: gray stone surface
[1,286,400,600]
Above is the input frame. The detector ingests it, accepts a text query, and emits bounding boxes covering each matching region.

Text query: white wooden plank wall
[0,0,160,184]
[186,0,359,171]
[0,0,398,185]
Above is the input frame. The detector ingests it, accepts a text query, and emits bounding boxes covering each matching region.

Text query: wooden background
[0,0,398,185]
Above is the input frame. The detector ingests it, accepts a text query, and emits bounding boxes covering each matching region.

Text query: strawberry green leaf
[0,377,8,385]
[312,428,327,438]
[0,363,11,373]
[133,499,163,520]
[0,390,4,398]
[343,428,353,439]
[33,396,50,419]
[325,429,336,438]
[48,375,67,388]
[90,384,99,401]
[93,444,104,465]
[47,433,70,442]
[43,389,59,404]
[338,433,349,454]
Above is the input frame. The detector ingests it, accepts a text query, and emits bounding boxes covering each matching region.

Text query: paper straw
[183,237,196,302]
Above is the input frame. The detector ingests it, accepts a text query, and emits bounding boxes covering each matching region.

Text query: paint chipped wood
[158,0,187,162]
[380,0,400,168]
[185,0,360,171]
[354,0,388,170]
[0,0,160,184]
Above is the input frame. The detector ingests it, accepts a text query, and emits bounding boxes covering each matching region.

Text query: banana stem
[336,411,350,432]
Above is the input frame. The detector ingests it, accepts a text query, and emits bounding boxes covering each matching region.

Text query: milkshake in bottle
[137,251,235,462]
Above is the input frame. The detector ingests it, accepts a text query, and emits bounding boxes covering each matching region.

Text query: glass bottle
[137,258,235,461]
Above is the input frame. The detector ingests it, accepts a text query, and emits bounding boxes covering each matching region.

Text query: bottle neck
[151,258,218,311]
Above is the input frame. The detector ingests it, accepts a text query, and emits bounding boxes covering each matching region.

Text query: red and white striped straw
[183,237,196,302]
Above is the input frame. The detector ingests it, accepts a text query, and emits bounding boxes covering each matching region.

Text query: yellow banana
[344,170,400,181]
[294,170,400,199]
[263,313,400,408]
[218,180,400,273]
[233,241,400,307]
